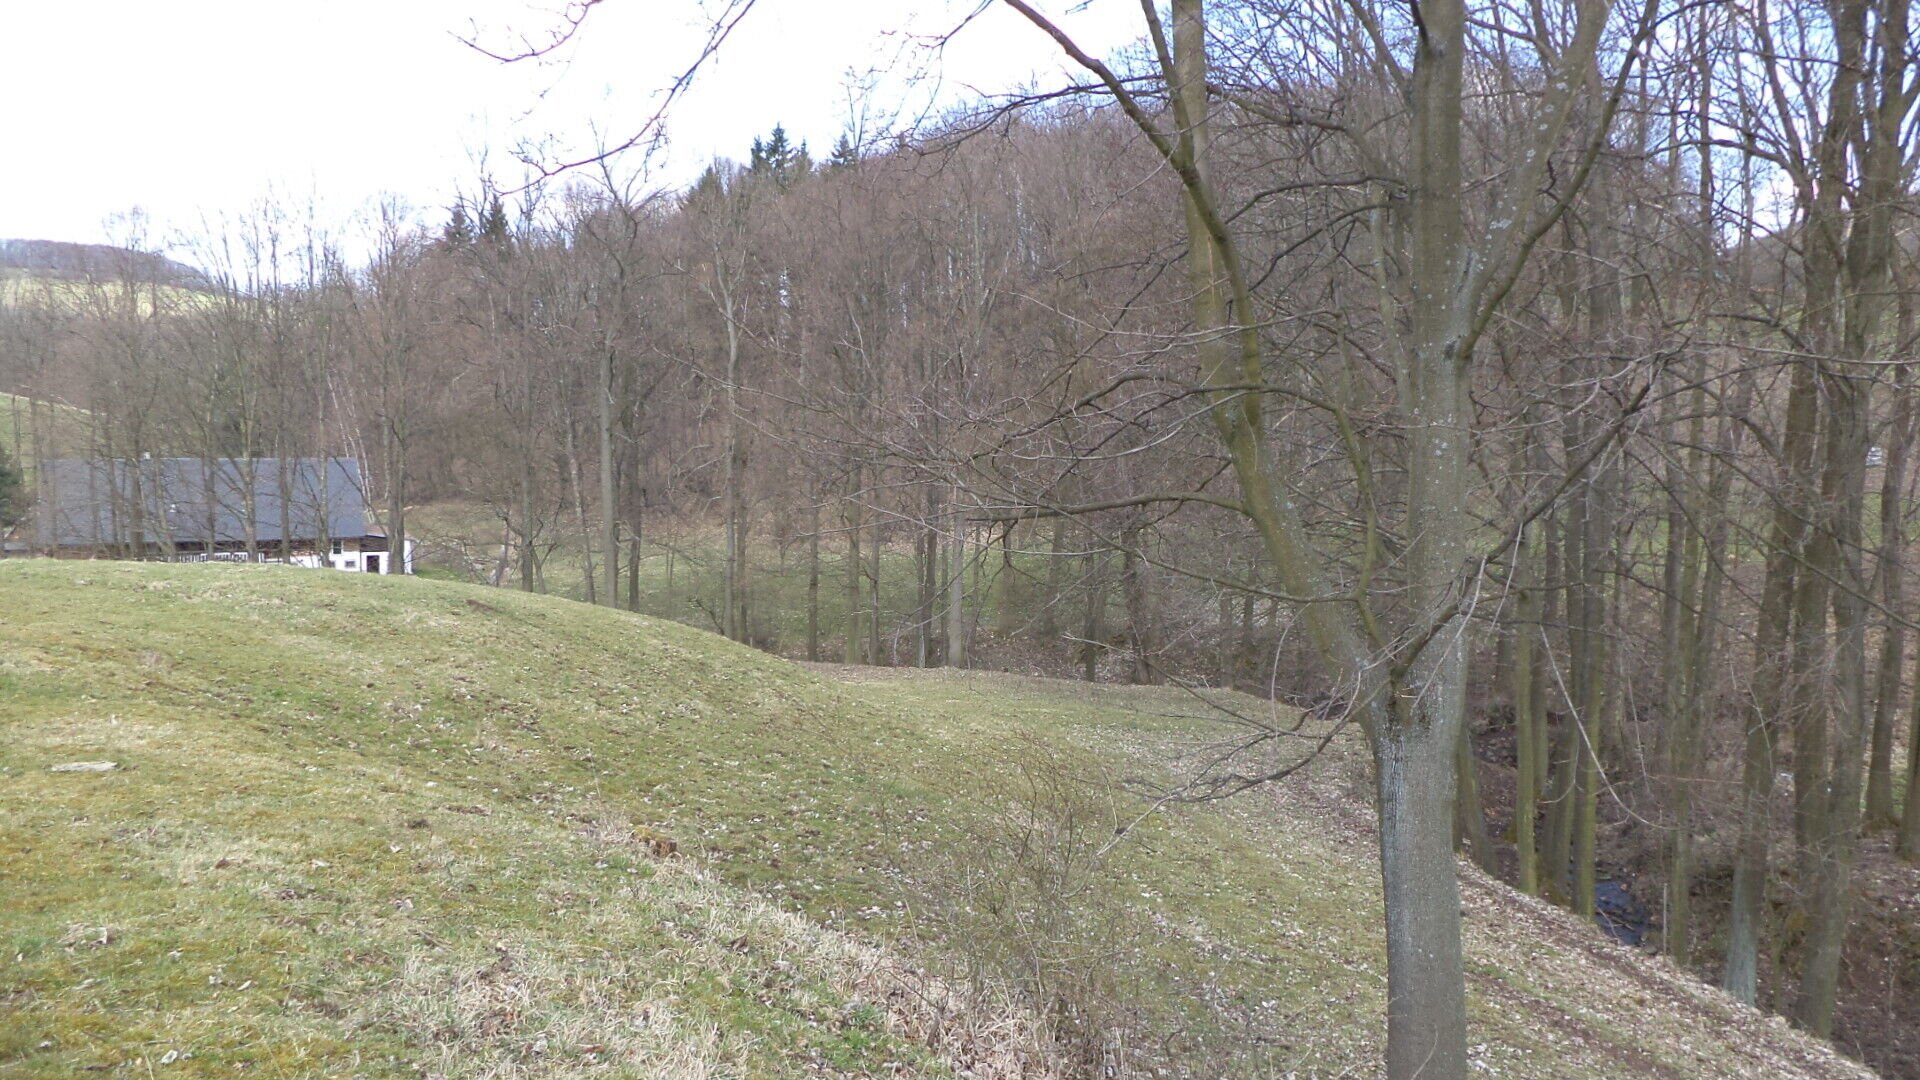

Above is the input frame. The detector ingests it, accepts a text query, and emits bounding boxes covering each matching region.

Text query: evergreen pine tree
[748,124,807,189]
[688,163,728,206]
[442,200,474,247]
[0,446,25,530]
[481,194,510,244]
[828,133,858,170]
[759,125,792,172]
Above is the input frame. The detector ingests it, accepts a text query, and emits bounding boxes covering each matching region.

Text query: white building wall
[304,536,413,575]
[327,537,362,572]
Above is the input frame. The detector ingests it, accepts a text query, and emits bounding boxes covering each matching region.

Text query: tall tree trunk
[518,436,536,592]
[918,489,937,667]
[1657,394,1694,958]
[1376,717,1468,1080]
[1080,548,1106,682]
[1791,0,1908,1032]
[1866,370,1913,826]
[386,420,406,579]
[627,491,644,611]
[846,471,864,665]
[738,512,754,645]
[1723,175,1821,1003]
[1511,517,1541,896]
[1453,722,1496,875]
[628,533,641,610]
[1041,514,1066,640]
[995,526,1020,638]
[1546,419,1589,905]
[1795,371,1872,1037]
[1666,378,1737,968]
[1794,0,1901,1029]
[1377,0,1472,1063]
[277,451,293,564]
[1571,168,1626,924]
[1572,539,1616,924]
[720,270,744,642]
[1902,660,1920,857]
[1724,564,1789,1004]
[242,457,259,563]
[807,494,821,662]
[1121,525,1158,685]
[1217,588,1235,686]
[946,491,967,668]
[1725,342,1821,1006]
[565,411,596,604]
[1239,592,1255,687]
[868,512,883,664]
[1662,38,1729,957]
[599,347,619,607]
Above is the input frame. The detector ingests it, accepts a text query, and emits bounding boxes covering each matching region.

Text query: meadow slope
[0,561,1879,1078]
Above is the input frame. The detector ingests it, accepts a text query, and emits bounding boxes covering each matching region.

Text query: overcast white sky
[0,1,1140,262]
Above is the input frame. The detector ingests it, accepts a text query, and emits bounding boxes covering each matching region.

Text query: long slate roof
[35,457,367,548]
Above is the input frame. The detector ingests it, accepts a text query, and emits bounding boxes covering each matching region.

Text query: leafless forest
[7,0,1920,1075]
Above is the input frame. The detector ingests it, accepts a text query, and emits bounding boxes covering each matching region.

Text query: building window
[331,540,343,556]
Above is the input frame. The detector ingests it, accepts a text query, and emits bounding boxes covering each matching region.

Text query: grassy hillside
[0,268,211,315]
[0,561,1878,1078]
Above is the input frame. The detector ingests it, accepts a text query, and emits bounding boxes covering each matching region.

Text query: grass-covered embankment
[0,561,1878,1077]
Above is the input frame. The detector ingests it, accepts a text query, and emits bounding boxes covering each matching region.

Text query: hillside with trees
[4,0,1920,1076]
[0,239,209,290]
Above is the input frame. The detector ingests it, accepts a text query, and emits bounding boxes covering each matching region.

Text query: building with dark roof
[29,456,412,574]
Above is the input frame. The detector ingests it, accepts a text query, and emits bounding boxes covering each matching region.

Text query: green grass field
[0,561,1875,1077]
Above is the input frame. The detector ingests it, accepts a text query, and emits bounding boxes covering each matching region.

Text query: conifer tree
[442,200,474,247]
[481,194,510,244]
[828,133,858,170]
[0,446,25,530]
[748,124,806,189]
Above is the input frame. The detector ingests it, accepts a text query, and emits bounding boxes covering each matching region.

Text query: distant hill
[0,238,209,290]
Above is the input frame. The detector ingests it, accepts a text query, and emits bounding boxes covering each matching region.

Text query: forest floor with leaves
[0,560,1883,1077]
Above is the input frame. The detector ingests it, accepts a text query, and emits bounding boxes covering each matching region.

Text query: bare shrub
[902,737,1176,1078]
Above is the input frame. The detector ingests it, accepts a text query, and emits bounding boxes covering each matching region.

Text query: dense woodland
[6,0,1920,1075]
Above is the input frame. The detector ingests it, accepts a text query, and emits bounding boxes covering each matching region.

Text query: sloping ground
[0,562,1880,1078]
[0,267,212,316]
